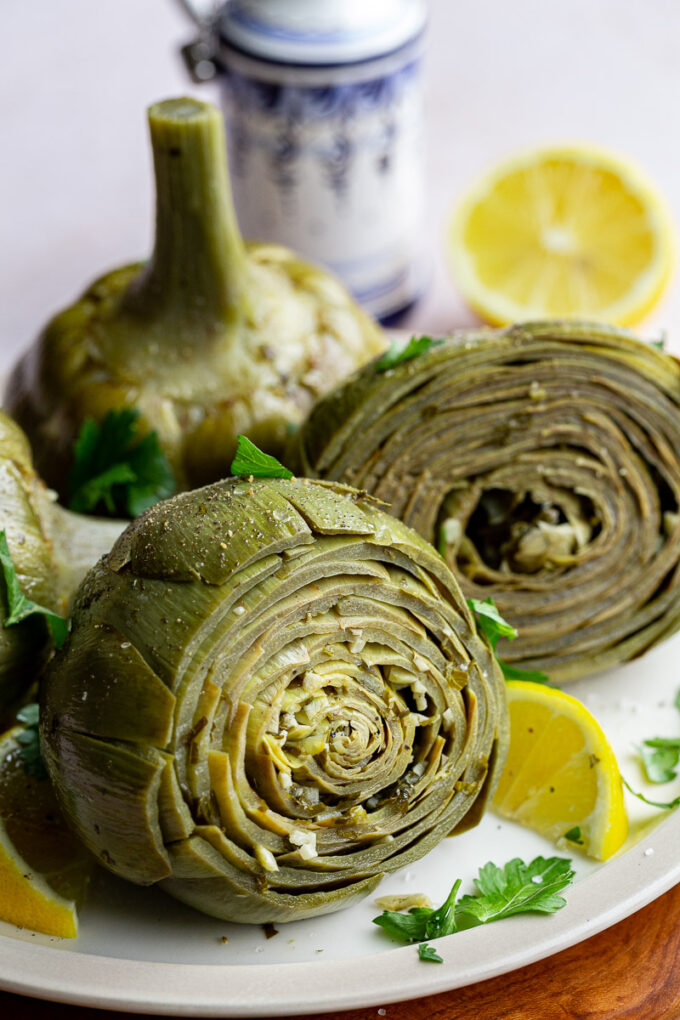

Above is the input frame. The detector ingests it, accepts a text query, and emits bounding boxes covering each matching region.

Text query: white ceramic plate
[2,634,680,1016]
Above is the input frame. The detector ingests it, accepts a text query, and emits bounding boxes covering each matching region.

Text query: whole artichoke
[41,477,507,923]
[290,321,680,682]
[6,98,385,497]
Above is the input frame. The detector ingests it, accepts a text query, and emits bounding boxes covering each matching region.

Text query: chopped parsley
[0,530,68,648]
[373,855,574,962]
[418,944,443,963]
[230,435,293,479]
[69,409,175,518]
[564,826,584,846]
[15,703,47,780]
[467,597,549,685]
[375,335,444,372]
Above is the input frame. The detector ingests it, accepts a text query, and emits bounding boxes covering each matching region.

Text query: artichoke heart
[291,321,680,682]
[41,478,507,923]
[6,97,385,497]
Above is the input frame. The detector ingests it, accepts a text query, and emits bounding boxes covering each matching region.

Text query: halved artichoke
[0,412,61,715]
[41,477,507,923]
[290,321,680,682]
[0,409,125,720]
[6,98,385,496]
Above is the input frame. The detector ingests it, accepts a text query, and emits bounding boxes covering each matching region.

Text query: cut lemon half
[493,681,628,860]
[449,144,674,326]
[0,724,92,937]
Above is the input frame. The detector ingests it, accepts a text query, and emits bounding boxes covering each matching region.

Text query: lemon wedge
[0,724,92,937]
[493,681,628,860]
[449,144,674,326]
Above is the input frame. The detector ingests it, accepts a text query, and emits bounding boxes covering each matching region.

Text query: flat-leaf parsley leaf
[376,335,444,372]
[0,531,69,648]
[467,597,549,685]
[455,856,575,928]
[69,409,175,517]
[637,738,680,784]
[230,436,293,479]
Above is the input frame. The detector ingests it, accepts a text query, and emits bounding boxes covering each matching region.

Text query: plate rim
[1,806,679,1017]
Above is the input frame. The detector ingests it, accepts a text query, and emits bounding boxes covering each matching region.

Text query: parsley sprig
[376,335,444,372]
[15,703,47,780]
[622,776,680,811]
[373,855,574,962]
[637,738,680,784]
[69,409,175,517]
[0,531,68,648]
[467,597,549,685]
[633,687,680,785]
[230,435,293,479]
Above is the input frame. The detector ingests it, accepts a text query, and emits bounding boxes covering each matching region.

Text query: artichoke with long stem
[6,98,385,497]
[41,477,508,923]
[290,321,680,682]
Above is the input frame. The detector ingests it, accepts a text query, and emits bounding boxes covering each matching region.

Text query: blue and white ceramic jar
[180,0,428,322]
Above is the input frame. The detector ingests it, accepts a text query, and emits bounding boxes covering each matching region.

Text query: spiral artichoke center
[453,487,598,575]
[251,652,443,814]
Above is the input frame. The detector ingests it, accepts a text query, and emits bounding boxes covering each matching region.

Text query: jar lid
[215,0,427,65]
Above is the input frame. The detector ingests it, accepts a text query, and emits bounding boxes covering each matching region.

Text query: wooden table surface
[2,881,680,1020]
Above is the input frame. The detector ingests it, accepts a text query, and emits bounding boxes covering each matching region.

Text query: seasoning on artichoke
[290,321,680,682]
[41,477,508,924]
[0,409,125,721]
[5,97,386,499]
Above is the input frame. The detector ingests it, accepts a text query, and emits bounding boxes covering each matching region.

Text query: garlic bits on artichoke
[41,477,507,923]
[291,321,680,682]
[6,98,385,497]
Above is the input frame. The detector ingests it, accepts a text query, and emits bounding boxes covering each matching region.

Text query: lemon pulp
[449,144,674,326]
[493,681,628,860]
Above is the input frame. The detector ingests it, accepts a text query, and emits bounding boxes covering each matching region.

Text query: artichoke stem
[125,97,248,334]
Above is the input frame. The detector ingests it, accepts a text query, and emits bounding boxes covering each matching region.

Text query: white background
[2,0,679,361]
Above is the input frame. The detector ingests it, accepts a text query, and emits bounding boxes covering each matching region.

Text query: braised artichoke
[0,412,61,715]
[291,321,680,682]
[41,477,507,923]
[6,98,385,497]
[0,409,125,719]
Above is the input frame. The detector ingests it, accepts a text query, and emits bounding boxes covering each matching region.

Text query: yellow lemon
[449,144,674,326]
[0,724,92,937]
[493,681,628,860]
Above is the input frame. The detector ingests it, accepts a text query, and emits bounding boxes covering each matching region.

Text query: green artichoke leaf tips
[6,97,386,498]
[41,475,509,925]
